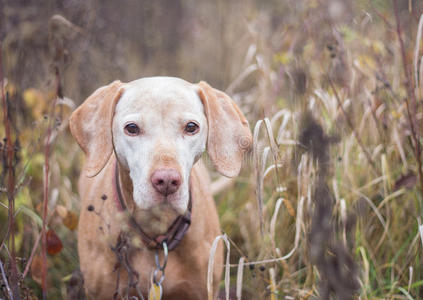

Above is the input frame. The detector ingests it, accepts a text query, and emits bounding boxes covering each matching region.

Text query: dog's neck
[115,161,184,238]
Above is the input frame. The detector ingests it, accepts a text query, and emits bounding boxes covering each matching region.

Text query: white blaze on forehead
[120,77,204,114]
[112,77,207,213]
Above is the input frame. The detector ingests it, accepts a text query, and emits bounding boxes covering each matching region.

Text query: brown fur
[77,157,222,299]
[70,78,252,299]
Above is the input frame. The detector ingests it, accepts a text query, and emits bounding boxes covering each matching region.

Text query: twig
[0,257,13,300]
[22,232,42,279]
[111,233,145,300]
[0,258,13,300]
[327,76,379,174]
[0,40,20,300]
[41,66,60,300]
[226,195,303,267]
[370,1,394,29]
[392,0,423,197]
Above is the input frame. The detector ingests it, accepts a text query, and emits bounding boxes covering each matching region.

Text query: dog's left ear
[69,80,124,177]
[197,81,252,177]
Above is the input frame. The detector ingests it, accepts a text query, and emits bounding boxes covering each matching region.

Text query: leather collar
[113,161,192,251]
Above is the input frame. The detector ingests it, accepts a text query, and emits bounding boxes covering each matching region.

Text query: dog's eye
[185,122,199,134]
[124,123,140,136]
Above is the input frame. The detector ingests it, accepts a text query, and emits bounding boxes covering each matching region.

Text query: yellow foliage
[371,40,386,56]
[274,52,293,65]
[356,54,377,71]
[5,81,17,98]
[23,88,48,119]
[391,110,402,120]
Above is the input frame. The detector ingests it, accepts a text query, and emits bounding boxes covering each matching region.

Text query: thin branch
[0,257,13,300]
[370,1,394,29]
[327,76,379,174]
[392,0,423,196]
[41,66,60,300]
[0,39,20,300]
[22,232,42,279]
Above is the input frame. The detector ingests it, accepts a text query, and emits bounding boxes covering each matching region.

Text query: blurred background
[1,0,423,299]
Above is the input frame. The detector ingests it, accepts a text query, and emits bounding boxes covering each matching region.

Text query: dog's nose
[151,169,181,196]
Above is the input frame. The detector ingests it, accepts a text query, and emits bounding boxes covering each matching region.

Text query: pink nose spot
[151,169,182,196]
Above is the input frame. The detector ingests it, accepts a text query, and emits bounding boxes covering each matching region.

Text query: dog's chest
[113,244,208,299]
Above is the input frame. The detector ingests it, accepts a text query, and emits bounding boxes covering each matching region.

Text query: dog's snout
[151,169,181,196]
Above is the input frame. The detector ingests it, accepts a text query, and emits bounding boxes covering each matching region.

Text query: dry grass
[1,0,423,299]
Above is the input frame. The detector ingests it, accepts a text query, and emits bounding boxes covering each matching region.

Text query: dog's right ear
[69,80,123,177]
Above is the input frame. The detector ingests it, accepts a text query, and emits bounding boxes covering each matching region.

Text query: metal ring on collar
[152,268,165,286]
[154,241,168,271]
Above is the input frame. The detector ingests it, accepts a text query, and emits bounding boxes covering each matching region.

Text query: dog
[69,77,252,299]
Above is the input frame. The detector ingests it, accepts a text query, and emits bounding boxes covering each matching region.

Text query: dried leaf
[63,211,78,231]
[35,202,43,214]
[56,205,68,219]
[30,253,51,288]
[47,229,63,255]
[30,253,43,285]
[394,172,417,191]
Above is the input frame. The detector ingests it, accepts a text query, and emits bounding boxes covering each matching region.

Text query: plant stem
[0,40,20,300]
[392,0,423,197]
[41,65,61,300]
[0,258,13,299]
[22,231,42,279]
[327,76,379,175]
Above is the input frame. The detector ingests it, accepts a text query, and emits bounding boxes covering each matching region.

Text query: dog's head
[70,77,251,217]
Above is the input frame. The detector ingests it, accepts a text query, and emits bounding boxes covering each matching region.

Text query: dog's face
[112,77,207,213]
[70,76,252,229]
